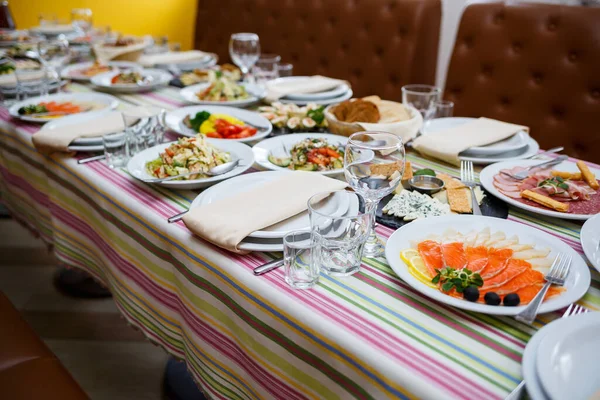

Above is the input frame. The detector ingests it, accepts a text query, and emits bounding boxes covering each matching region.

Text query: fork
[500,155,568,180]
[505,303,588,400]
[515,253,572,325]
[460,160,482,215]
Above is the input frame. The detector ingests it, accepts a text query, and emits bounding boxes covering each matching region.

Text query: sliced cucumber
[294,163,318,171]
[332,159,343,169]
[268,154,291,167]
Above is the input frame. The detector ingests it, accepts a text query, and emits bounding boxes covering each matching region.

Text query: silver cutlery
[501,155,568,180]
[505,303,588,400]
[78,154,105,164]
[528,146,563,159]
[515,253,571,325]
[167,210,188,224]
[460,160,482,215]
[145,160,241,183]
[253,258,284,275]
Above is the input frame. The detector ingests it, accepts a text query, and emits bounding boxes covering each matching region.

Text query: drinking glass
[38,39,70,93]
[283,230,319,289]
[308,190,371,276]
[277,63,293,77]
[401,84,441,132]
[344,132,405,258]
[253,53,280,84]
[103,131,129,169]
[71,8,93,33]
[229,33,260,80]
[433,100,454,118]
[14,57,47,98]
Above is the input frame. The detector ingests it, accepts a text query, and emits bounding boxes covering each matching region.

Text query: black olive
[463,286,480,302]
[484,292,501,306]
[503,293,521,307]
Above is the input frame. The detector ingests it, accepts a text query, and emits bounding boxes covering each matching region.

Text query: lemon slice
[400,249,437,288]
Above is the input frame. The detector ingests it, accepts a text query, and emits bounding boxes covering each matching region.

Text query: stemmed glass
[38,39,70,94]
[344,132,405,258]
[229,33,260,82]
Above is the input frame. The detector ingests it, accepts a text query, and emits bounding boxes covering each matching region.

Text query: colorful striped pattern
[0,84,598,400]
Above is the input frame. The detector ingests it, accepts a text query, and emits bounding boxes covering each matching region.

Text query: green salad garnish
[413,168,436,177]
[188,111,211,132]
[432,267,483,293]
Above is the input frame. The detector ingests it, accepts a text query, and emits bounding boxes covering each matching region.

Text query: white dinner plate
[61,61,139,82]
[425,117,531,158]
[91,69,172,93]
[67,144,104,152]
[153,54,217,71]
[523,319,555,400]
[267,76,351,101]
[459,138,540,164]
[9,92,119,123]
[29,24,75,36]
[126,139,254,190]
[165,105,272,143]
[480,159,600,221]
[277,88,353,106]
[384,215,591,316]
[252,133,348,176]
[535,312,600,400]
[179,82,262,108]
[581,214,600,273]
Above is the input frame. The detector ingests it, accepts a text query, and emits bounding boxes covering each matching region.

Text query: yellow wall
[10,0,198,50]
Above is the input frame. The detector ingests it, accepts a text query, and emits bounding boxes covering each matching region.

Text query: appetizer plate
[61,61,139,82]
[153,54,217,71]
[425,117,530,156]
[252,133,348,176]
[480,159,600,221]
[384,215,591,316]
[29,24,75,36]
[179,82,263,107]
[277,88,353,106]
[581,213,600,273]
[127,139,254,190]
[267,76,350,101]
[459,138,540,165]
[9,92,119,123]
[165,105,272,143]
[91,69,172,93]
[536,312,600,400]
[522,318,556,400]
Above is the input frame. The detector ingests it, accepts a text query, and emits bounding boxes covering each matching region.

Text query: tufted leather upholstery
[445,1,600,163]
[0,292,88,399]
[195,0,441,100]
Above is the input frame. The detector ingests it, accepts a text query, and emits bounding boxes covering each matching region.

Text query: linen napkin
[182,172,348,253]
[138,51,214,67]
[358,103,423,144]
[265,75,348,103]
[93,41,148,63]
[32,111,125,154]
[412,117,529,166]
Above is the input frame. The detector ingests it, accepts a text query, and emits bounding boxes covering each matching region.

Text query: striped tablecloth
[1,83,598,400]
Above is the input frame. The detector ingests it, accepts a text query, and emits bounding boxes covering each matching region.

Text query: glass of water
[401,84,441,132]
[308,190,371,276]
[38,39,70,94]
[253,53,280,84]
[229,33,260,80]
[283,230,319,289]
[71,8,93,33]
[103,131,129,169]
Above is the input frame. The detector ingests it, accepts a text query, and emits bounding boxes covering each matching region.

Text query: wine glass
[38,39,70,93]
[229,33,260,81]
[344,132,405,258]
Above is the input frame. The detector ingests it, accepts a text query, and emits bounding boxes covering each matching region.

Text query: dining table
[0,82,598,400]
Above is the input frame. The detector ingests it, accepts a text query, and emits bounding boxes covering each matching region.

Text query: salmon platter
[480,159,600,221]
[385,215,590,315]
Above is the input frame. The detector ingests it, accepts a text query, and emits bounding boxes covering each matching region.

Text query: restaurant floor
[0,217,169,400]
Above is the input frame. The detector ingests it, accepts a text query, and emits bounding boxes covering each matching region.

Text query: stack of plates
[426,117,540,164]
[188,171,356,252]
[522,312,600,400]
[268,76,353,105]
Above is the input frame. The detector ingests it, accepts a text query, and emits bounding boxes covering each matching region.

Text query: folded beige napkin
[412,117,529,166]
[138,51,213,67]
[358,103,423,144]
[93,41,148,63]
[182,172,347,253]
[32,111,125,154]
[266,75,348,103]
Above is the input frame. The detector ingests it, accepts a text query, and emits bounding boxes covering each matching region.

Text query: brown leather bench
[195,0,441,100]
[0,292,88,400]
[445,1,600,163]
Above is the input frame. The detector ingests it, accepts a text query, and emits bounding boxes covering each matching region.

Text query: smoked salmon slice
[465,246,488,273]
[506,285,564,305]
[480,258,530,290]
[480,268,545,296]
[417,240,443,277]
[441,242,467,269]
[480,248,513,279]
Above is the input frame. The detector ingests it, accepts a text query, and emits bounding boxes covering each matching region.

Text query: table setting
[0,17,599,400]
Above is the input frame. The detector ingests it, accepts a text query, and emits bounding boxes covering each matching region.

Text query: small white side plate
[179,82,262,108]
[91,69,172,93]
[581,213,600,273]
